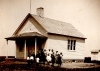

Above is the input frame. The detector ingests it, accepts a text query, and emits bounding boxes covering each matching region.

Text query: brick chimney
[37,7,44,17]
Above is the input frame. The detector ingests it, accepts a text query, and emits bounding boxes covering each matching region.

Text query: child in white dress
[46,54,51,65]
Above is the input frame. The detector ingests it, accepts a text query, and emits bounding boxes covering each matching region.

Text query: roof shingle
[31,14,86,39]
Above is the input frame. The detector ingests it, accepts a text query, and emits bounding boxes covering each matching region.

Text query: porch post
[15,41,16,58]
[6,40,8,58]
[24,40,26,59]
[35,38,37,57]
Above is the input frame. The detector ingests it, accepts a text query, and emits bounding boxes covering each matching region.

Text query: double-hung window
[68,39,76,51]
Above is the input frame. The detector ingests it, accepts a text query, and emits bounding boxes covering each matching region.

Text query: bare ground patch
[0,61,100,71]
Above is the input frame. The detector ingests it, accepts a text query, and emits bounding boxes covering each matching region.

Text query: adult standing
[55,51,59,64]
[48,49,52,56]
[51,52,55,66]
[57,54,62,66]
[41,49,46,64]
[60,52,63,64]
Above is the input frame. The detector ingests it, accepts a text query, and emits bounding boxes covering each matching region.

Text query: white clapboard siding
[46,34,85,59]
[98,52,100,61]
[16,44,24,58]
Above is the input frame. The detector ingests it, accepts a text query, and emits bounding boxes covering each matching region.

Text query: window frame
[67,39,76,51]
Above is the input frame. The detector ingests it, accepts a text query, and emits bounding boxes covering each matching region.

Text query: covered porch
[5,32,47,59]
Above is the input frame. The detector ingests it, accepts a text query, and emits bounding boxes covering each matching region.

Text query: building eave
[48,32,87,39]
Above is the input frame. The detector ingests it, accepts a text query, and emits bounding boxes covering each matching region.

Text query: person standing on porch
[27,54,31,66]
[36,51,40,65]
[42,49,47,64]
[32,52,35,60]
[30,54,34,65]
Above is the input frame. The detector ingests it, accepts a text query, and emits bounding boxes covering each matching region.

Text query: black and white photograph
[0,0,100,71]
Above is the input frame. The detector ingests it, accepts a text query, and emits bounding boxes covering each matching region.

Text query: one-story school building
[5,7,86,62]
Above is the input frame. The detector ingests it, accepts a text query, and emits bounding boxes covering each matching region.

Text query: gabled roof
[13,13,86,39]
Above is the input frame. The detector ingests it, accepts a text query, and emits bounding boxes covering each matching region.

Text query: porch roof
[5,32,47,40]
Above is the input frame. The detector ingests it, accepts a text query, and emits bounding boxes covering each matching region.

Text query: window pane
[68,40,70,44]
[73,40,76,50]
[74,40,76,45]
[19,40,24,52]
[71,40,73,50]
[68,45,70,50]
[19,44,24,51]
[73,46,75,50]
[68,40,70,50]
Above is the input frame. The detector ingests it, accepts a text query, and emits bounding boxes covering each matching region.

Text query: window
[19,44,24,52]
[16,39,24,52]
[67,39,76,51]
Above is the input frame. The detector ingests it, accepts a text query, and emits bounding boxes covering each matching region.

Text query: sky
[0,0,100,57]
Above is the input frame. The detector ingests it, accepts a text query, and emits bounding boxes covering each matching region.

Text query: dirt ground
[42,62,100,68]
[0,61,100,71]
[61,63,100,68]
[0,61,100,68]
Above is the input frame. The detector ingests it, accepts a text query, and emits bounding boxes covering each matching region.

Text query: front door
[26,38,46,56]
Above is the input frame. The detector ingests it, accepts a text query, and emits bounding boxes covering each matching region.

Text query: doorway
[26,38,46,56]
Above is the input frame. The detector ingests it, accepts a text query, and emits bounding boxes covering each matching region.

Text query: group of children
[27,49,63,66]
